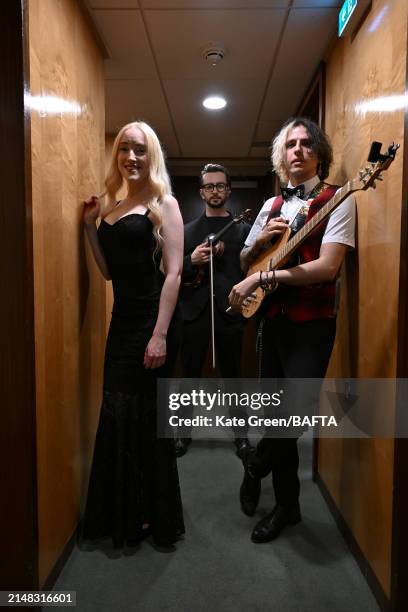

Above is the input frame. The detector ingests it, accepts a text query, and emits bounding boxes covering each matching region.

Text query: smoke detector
[202,44,226,66]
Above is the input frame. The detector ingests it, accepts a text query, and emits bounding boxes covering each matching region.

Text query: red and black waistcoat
[264,184,339,322]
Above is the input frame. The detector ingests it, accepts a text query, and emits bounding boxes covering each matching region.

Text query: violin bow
[209,235,216,369]
[207,208,252,369]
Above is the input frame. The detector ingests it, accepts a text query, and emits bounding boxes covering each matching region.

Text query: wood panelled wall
[28,0,106,586]
[319,0,407,600]
[104,135,125,331]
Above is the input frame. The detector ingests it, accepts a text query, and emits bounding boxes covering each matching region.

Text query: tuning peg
[359,170,366,178]
[371,182,377,189]
[377,174,383,181]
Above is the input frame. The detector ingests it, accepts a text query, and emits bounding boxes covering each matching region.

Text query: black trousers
[250,315,336,506]
[181,304,244,378]
[180,304,245,437]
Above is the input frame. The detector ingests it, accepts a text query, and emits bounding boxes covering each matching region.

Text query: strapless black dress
[82,210,184,547]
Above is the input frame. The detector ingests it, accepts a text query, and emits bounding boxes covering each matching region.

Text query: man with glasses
[175,163,251,458]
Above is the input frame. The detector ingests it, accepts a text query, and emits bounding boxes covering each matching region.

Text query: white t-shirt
[245,175,356,249]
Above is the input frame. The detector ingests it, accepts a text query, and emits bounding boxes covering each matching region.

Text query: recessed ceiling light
[202,96,227,110]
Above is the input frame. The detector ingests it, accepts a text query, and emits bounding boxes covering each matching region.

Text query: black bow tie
[281,185,305,201]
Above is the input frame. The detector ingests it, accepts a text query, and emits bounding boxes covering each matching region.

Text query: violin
[184,209,252,288]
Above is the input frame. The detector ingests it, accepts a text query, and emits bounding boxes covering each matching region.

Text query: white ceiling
[85,0,341,173]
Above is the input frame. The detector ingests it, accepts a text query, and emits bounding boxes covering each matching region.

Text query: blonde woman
[82,122,184,548]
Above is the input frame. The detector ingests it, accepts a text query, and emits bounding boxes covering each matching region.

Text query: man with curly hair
[229,117,356,542]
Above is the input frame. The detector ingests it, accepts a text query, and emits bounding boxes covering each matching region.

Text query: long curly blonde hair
[102,121,172,248]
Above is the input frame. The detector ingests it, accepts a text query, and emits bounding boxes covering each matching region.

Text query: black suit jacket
[179,212,250,322]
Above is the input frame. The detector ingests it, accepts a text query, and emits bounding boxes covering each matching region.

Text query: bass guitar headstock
[352,141,399,191]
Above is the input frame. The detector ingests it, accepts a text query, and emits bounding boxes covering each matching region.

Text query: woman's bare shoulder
[161,194,180,210]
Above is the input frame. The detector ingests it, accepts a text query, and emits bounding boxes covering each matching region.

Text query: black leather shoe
[174,437,192,458]
[251,503,301,543]
[234,437,252,460]
[240,470,261,516]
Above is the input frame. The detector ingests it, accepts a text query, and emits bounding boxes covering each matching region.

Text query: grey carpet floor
[55,434,380,612]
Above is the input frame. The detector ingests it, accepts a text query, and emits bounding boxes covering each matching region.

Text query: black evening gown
[82,210,184,547]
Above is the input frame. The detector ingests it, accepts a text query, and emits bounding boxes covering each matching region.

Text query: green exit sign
[338,0,358,37]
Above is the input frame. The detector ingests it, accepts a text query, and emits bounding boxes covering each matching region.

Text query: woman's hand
[144,333,167,369]
[83,195,101,227]
[228,273,260,312]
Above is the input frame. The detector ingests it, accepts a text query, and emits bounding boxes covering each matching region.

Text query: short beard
[207,200,226,209]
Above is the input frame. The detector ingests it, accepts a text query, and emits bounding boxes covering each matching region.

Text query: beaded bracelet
[259,269,278,293]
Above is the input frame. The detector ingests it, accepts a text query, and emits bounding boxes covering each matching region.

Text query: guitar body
[241,226,291,319]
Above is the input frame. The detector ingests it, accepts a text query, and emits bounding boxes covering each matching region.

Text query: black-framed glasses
[202,182,228,193]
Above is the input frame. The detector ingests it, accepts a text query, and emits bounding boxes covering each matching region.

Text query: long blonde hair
[103,121,172,248]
